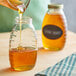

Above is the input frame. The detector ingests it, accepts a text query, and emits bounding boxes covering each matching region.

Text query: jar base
[43,46,63,51]
[12,65,35,71]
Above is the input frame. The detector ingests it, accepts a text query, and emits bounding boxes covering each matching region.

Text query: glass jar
[9,17,37,71]
[42,4,67,51]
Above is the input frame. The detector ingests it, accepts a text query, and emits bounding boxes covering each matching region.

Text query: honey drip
[18,10,23,46]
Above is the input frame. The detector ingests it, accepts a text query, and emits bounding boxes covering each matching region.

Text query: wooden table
[0,31,76,76]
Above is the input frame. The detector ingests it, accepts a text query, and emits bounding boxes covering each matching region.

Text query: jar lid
[48,4,63,9]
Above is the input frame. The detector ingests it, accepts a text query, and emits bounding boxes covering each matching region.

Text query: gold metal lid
[48,4,63,9]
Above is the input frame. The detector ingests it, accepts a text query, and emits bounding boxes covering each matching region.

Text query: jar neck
[47,8,63,15]
[15,17,32,24]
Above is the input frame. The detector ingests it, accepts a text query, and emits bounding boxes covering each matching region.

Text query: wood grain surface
[0,31,76,76]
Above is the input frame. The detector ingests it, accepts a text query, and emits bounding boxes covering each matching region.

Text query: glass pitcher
[0,0,30,11]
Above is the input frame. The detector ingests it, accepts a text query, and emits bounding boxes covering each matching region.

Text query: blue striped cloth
[35,53,76,76]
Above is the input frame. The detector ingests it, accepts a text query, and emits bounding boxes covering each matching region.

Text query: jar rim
[16,16,32,20]
[15,16,32,24]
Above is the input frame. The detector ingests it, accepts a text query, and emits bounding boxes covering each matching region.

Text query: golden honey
[9,47,37,71]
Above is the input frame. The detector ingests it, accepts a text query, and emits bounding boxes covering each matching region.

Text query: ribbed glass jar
[42,4,67,51]
[9,17,37,71]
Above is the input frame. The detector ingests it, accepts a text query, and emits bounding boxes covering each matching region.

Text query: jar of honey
[9,17,37,71]
[42,4,67,51]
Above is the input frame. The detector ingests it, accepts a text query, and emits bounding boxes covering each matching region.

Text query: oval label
[43,25,63,39]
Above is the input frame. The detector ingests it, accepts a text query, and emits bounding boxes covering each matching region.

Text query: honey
[42,4,67,51]
[18,11,23,46]
[9,47,37,71]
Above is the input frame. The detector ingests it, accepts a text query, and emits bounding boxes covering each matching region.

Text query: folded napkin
[35,53,76,76]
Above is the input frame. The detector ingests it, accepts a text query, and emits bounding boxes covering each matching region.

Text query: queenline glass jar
[42,4,67,51]
[9,17,37,71]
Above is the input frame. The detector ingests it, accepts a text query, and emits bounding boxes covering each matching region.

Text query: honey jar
[42,4,67,51]
[9,17,37,71]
